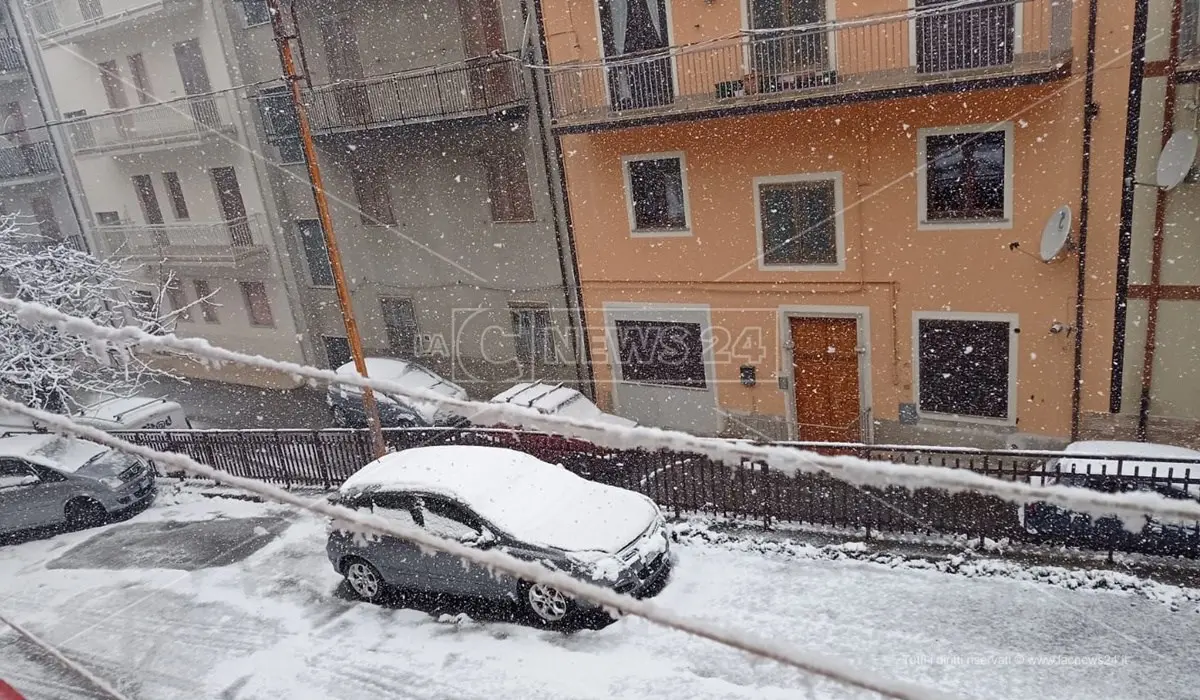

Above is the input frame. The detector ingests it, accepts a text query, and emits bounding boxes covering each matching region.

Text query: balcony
[302,56,528,136]
[548,0,1072,130]
[26,0,198,42]
[100,214,271,277]
[66,93,238,156]
[0,141,58,185]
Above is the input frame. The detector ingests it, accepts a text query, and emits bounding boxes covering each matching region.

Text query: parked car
[73,396,193,432]
[327,445,672,630]
[482,382,636,464]
[1021,440,1200,555]
[0,434,156,537]
[327,358,468,429]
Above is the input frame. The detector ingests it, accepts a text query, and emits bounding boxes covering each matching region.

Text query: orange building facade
[534,0,1136,447]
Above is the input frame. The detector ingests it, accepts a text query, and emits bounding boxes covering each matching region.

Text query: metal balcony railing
[0,37,25,73]
[549,0,1072,125]
[0,141,58,181]
[66,93,238,155]
[25,0,196,39]
[101,214,267,265]
[302,56,528,134]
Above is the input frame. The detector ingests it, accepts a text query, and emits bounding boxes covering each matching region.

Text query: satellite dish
[1156,129,1198,190]
[1040,205,1073,262]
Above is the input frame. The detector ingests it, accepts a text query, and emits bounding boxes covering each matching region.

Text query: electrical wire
[6,295,1200,528]
[0,611,131,700]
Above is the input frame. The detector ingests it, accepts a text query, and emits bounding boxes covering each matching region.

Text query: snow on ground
[1,490,1198,700]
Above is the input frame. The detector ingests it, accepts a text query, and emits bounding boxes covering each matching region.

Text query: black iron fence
[0,37,24,73]
[0,141,58,180]
[115,428,1200,558]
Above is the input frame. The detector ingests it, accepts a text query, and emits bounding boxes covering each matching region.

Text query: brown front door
[210,166,251,245]
[790,316,862,443]
[457,0,513,107]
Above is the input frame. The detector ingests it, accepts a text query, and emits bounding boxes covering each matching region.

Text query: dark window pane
[323,335,352,369]
[239,0,272,25]
[628,157,686,231]
[511,306,552,365]
[917,318,1010,419]
[297,219,333,286]
[258,88,303,163]
[615,320,705,388]
[925,130,1006,221]
[760,179,837,265]
[380,298,418,357]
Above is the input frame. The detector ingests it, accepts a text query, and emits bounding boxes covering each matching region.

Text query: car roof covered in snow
[490,382,637,428]
[78,396,176,425]
[339,445,657,552]
[0,434,108,473]
[1052,440,1200,478]
[332,358,464,399]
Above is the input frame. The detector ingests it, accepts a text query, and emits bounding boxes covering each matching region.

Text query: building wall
[23,0,312,387]
[545,0,1136,444]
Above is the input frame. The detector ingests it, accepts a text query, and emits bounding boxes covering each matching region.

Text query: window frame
[350,164,396,226]
[378,296,419,358]
[621,151,692,237]
[296,219,334,287]
[322,335,352,369]
[238,0,273,27]
[612,318,708,390]
[239,280,275,328]
[509,303,554,366]
[162,171,189,221]
[483,145,536,223]
[166,281,192,323]
[257,86,304,165]
[916,122,1014,230]
[192,279,219,324]
[911,311,1018,426]
[753,171,846,271]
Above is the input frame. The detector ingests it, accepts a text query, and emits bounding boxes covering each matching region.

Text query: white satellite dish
[1156,129,1198,190]
[1040,205,1073,262]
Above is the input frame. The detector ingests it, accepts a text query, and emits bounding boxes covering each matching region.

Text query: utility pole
[265,0,386,459]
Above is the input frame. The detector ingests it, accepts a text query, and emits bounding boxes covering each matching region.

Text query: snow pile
[671,520,1200,613]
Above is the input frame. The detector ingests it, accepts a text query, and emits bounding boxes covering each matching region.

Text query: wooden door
[210,166,251,245]
[317,13,371,125]
[790,316,862,443]
[173,39,219,127]
[457,0,513,107]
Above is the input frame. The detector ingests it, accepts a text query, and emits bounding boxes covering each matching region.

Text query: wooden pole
[265,0,386,459]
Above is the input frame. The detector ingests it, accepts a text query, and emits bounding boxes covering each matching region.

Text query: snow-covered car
[483,382,636,463]
[326,445,672,630]
[73,396,193,432]
[327,358,468,429]
[1021,440,1200,555]
[0,434,156,537]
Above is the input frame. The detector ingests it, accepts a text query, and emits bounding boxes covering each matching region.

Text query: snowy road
[1,491,1198,700]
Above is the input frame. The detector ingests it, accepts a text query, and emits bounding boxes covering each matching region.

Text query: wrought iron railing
[66,92,237,154]
[302,56,528,133]
[0,37,24,73]
[0,141,57,180]
[25,0,194,38]
[549,0,1072,123]
[101,213,265,259]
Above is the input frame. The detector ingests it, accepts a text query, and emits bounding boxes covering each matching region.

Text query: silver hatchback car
[328,445,672,630]
[0,434,157,537]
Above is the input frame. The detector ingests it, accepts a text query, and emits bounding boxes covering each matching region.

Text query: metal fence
[0,142,58,181]
[114,427,1200,558]
[303,56,528,133]
[549,0,1072,124]
[67,93,238,155]
[0,37,24,73]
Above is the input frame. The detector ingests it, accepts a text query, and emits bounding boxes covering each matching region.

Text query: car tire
[64,498,107,531]
[519,581,580,631]
[343,557,387,603]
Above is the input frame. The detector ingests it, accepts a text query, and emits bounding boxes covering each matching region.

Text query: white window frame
[602,302,715,393]
[911,310,1019,426]
[621,151,692,238]
[753,171,846,271]
[916,122,1014,231]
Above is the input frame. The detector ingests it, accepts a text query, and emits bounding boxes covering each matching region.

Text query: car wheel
[522,582,576,629]
[64,498,107,530]
[344,557,386,603]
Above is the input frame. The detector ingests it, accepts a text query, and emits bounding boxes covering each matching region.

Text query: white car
[328,358,468,428]
[490,382,636,429]
[73,396,192,432]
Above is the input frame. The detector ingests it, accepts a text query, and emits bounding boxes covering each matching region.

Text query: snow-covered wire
[0,610,131,700]
[0,398,951,700]
[6,296,1200,529]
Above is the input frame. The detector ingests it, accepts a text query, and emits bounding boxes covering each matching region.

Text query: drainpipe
[1070,0,1101,441]
[524,0,595,397]
[1110,0,1151,414]
[1137,0,1184,440]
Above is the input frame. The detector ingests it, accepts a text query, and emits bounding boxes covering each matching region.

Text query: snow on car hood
[332,358,466,423]
[494,477,659,554]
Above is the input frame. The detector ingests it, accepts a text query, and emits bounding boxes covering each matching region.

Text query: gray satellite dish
[1156,129,1198,190]
[1040,205,1073,262]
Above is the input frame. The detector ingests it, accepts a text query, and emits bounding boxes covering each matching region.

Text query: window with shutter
[757,175,840,267]
[380,297,418,357]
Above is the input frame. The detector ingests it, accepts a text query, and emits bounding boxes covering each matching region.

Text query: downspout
[524,0,595,397]
[1110,0,1151,414]
[1137,0,1184,440]
[1070,0,1101,441]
